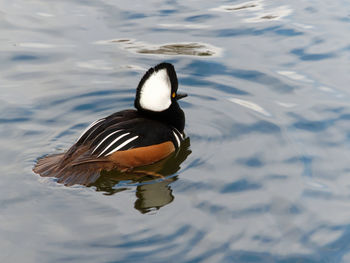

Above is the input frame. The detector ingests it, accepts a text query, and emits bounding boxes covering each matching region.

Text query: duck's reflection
[91,137,191,213]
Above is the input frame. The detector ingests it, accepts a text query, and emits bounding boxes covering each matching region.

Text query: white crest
[139,68,172,112]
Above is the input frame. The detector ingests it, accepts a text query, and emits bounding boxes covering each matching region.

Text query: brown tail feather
[33,154,107,186]
[33,154,64,177]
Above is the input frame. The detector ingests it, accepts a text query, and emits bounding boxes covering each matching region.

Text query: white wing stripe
[97,133,130,157]
[172,131,180,148]
[91,129,123,154]
[105,136,139,156]
[76,118,105,142]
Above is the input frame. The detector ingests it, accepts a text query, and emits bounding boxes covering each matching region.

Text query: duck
[33,62,187,186]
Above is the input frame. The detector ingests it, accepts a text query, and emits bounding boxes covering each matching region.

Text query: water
[2,0,350,262]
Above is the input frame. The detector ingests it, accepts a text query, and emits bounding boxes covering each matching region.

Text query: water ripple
[291,48,337,61]
[184,60,296,93]
[210,0,292,23]
[215,25,303,37]
[95,39,222,57]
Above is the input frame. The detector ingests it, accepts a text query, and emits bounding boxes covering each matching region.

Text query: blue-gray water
[2,0,350,262]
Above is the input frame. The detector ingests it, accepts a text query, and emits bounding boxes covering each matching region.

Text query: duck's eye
[172,92,176,98]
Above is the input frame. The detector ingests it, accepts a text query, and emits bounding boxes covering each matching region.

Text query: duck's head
[134,62,187,113]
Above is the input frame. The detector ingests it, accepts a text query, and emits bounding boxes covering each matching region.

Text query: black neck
[137,102,185,132]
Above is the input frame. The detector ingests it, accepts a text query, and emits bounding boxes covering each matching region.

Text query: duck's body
[33,63,187,186]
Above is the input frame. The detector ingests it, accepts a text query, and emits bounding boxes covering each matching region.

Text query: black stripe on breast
[171,127,183,148]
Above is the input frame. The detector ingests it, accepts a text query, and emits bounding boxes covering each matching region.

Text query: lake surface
[2,0,350,262]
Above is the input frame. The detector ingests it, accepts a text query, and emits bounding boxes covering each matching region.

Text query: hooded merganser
[33,62,187,186]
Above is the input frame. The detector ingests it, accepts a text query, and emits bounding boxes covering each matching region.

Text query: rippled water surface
[2,0,350,262]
